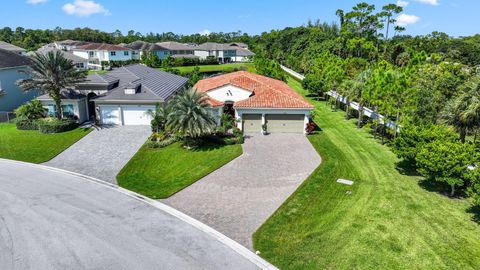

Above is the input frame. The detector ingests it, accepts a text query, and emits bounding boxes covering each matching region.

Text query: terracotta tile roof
[74,43,130,51]
[194,71,313,109]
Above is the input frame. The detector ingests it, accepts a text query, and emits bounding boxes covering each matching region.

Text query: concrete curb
[1,158,278,270]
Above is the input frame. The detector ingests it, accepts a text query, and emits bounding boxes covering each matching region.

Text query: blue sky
[1,0,478,37]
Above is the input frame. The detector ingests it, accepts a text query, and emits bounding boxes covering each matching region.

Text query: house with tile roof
[194,71,313,134]
[32,47,89,70]
[0,48,39,117]
[124,41,170,60]
[72,43,133,70]
[38,64,188,125]
[0,41,27,55]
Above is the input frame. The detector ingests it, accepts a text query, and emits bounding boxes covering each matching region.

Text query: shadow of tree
[467,205,480,224]
[418,178,468,198]
[396,159,421,176]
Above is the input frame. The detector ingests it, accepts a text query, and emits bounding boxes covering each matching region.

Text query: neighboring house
[0,41,27,55]
[72,43,133,70]
[124,41,170,60]
[0,48,38,115]
[194,71,314,134]
[53,40,91,51]
[157,41,195,57]
[32,47,89,70]
[232,47,255,62]
[38,64,188,125]
[228,42,249,49]
[192,43,237,63]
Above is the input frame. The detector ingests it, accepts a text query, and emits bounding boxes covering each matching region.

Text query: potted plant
[262,124,268,135]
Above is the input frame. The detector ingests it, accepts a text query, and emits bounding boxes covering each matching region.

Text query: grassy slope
[165,63,254,74]
[253,78,480,269]
[117,142,242,199]
[0,123,91,163]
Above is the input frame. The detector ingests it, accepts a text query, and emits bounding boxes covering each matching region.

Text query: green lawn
[253,78,480,269]
[87,69,108,75]
[117,142,242,199]
[162,63,255,75]
[0,123,91,163]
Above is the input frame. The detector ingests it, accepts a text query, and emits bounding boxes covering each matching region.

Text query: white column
[262,113,266,133]
[235,110,242,130]
[118,105,123,125]
[304,113,309,134]
[217,107,222,126]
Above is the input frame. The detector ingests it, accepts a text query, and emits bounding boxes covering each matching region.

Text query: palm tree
[460,76,480,142]
[440,93,474,143]
[167,89,216,140]
[17,51,86,120]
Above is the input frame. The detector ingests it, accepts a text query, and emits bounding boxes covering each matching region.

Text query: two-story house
[53,40,91,51]
[124,41,170,60]
[72,43,133,70]
[192,43,237,63]
[156,42,196,59]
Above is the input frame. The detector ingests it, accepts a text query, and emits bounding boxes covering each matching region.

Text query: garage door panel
[243,114,262,133]
[122,106,155,125]
[100,106,120,125]
[266,114,304,133]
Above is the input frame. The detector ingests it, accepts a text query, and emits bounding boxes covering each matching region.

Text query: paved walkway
[44,125,150,184]
[163,134,321,249]
[0,159,276,270]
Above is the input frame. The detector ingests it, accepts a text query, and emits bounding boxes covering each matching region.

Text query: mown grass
[162,63,255,75]
[253,78,480,269]
[0,123,91,163]
[117,142,242,199]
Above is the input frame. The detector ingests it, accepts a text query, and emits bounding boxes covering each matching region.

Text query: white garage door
[122,105,155,125]
[100,106,120,125]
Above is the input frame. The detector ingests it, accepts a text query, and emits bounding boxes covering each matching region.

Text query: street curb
[1,158,278,270]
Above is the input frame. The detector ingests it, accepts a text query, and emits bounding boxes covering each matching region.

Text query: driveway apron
[163,134,321,249]
[44,125,150,184]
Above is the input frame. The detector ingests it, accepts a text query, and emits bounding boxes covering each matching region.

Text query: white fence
[281,65,400,131]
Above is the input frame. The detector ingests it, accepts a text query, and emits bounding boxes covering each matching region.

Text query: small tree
[416,140,474,196]
[466,168,480,206]
[146,103,171,133]
[219,113,234,134]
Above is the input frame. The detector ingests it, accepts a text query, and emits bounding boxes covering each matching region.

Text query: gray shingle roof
[0,48,31,69]
[82,73,120,85]
[94,64,188,102]
[125,41,168,51]
[0,41,26,53]
[37,89,86,100]
[195,42,235,51]
[236,48,255,56]
[156,41,193,51]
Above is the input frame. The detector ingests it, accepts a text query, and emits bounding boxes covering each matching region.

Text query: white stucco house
[194,71,313,134]
[192,43,238,63]
[72,43,133,70]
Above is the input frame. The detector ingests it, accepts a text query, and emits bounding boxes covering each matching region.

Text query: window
[110,51,116,56]
[47,104,56,117]
[61,104,75,118]
[89,51,95,57]
[124,51,129,56]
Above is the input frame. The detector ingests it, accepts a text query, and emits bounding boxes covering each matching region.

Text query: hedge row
[37,119,78,134]
[15,119,39,130]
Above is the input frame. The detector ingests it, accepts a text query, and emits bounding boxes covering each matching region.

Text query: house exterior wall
[206,85,252,103]
[40,98,88,123]
[0,66,39,112]
[193,50,210,59]
[72,50,89,60]
[103,50,132,62]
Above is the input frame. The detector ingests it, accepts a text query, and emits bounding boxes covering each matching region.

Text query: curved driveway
[164,134,321,249]
[0,159,276,270]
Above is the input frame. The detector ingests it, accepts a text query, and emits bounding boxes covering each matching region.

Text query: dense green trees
[254,57,286,81]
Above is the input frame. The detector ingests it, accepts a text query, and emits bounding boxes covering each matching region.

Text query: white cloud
[397,0,409,7]
[198,29,211,36]
[27,0,48,4]
[414,0,439,5]
[396,14,420,26]
[62,0,110,17]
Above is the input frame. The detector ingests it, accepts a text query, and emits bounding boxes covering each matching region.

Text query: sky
[1,0,478,37]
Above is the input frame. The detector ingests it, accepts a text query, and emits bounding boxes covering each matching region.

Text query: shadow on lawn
[418,178,468,199]
[467,205,480,224]
[395,159,421,177]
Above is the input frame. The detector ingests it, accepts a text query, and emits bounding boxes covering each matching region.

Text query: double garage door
[100,105,155,125]
[243,114,305,133]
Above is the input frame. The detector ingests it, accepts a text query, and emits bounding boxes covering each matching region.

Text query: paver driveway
[44,125,150,183]
[163,134,321,249]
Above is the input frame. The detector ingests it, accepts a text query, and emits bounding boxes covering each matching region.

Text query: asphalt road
[0,159,275,270]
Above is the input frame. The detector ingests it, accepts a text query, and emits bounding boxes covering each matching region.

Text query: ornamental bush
[37,118,78,134]
[15,119,39,130]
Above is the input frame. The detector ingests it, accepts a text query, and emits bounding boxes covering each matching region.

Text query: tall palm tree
[440,92,475,143]
[17,51,86,120]
[460,76,480,142]
[167,89,216,139]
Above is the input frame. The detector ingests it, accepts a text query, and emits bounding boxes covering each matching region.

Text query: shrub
[305,122,317,134]
[15,100,46,120]
[37,118,78,134]
[15,119,38,130]
[146,136,177,149]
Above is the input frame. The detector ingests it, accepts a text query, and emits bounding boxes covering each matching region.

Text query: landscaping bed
[252,78,480,269]
[117,139,242,199]
[0,123,91,163]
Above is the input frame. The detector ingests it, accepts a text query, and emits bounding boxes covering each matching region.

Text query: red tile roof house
[194,71,314,134]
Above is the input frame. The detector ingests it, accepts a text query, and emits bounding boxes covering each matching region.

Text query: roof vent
[124,80,141,95]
